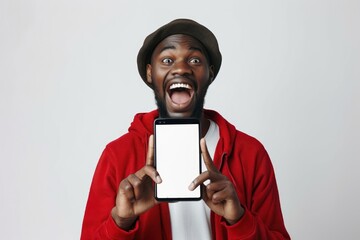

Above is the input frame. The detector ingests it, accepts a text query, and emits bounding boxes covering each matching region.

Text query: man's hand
[189,138,244,225]
[111,135,161,230]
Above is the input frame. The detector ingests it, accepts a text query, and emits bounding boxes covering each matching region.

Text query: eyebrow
[158,45,204,54]
[158,45,175,53]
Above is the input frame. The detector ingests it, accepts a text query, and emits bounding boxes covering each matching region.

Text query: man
[81,18,290,239]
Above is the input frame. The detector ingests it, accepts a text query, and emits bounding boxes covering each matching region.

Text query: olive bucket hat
[137,18,222,88]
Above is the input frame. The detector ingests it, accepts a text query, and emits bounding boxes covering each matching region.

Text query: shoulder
[234,130,266,153]
[104,109,157,154]
[233,130,275,176]
[96,132,147,179]
[105,132,146,157]
[205,109,266,154]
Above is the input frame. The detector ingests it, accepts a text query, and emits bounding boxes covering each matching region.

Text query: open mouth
[168,82,194,105]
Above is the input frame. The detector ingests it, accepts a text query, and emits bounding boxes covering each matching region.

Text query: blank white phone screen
[155,123,201,199]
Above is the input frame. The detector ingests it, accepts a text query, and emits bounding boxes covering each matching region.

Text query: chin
[167,111,193,118]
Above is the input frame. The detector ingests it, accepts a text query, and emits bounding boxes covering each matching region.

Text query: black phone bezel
[153,118,202,202]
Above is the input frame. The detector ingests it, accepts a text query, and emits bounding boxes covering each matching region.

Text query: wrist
[225,206,244,225]
[111,207,138,230]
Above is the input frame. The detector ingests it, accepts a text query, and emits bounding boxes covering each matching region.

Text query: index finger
[146,135,154,166]
[200,138,219,173]
[135,135,162,184]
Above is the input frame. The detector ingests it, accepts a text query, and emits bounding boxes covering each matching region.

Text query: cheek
[150,72,162,88]
[198,67,211,81]
[151,67,167,85]
[197,73,211,90]
[152,76,166,96]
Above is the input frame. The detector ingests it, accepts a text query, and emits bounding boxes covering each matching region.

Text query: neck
[200,115,210,138]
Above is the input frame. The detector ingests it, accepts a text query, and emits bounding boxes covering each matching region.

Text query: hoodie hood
[128,109,159,139]
[204,109,237,157]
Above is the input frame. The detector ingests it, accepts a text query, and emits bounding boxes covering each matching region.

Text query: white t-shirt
[169,120,219,240]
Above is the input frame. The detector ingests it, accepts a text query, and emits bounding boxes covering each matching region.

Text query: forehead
[151,34,208,57]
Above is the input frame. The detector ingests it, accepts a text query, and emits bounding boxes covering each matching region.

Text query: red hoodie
[81,109,290,239]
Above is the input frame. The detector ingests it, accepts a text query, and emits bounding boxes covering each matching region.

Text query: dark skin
[111,34,244,230]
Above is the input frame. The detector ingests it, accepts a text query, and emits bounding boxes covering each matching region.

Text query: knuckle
[120,180,132,192]
[124,184,132,191]
[128,173,137,181]
[145,166,155,174]
[143,165,150,173]
[132,180,141,188]
[212,194,220,202]
[130,174,142,187]
[149,166,157,175]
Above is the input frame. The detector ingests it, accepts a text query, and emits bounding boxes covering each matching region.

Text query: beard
[153,87,208,119]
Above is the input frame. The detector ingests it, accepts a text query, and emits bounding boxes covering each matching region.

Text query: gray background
[1,0,359,239]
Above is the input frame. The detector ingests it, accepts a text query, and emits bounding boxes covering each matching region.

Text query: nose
[171,60,192,76]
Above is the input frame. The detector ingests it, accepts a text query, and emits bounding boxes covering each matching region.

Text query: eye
[189,58,201,64]
[162,58,173,64]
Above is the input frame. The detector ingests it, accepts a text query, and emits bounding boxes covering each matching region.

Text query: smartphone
[154,118,202,201]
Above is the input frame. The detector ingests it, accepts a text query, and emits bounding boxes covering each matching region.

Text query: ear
[146,64,152,84]
[209,65,215,83]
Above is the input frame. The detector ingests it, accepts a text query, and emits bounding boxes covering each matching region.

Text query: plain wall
[1,0,359,239]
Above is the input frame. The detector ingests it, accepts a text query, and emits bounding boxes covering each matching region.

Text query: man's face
[146,34,214,118]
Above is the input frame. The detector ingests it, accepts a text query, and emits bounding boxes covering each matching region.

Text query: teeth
[169,83,191,90]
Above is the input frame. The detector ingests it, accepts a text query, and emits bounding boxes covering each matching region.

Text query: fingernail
[156,175,162,183]
[188,182,195,191]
